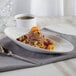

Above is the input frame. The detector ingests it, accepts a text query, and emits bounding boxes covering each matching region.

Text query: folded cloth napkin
[0,30,76,72]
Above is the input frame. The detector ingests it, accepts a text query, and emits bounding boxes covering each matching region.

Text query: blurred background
[0,0,76,17]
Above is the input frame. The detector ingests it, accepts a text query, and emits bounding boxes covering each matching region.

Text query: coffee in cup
[15,14,36,30]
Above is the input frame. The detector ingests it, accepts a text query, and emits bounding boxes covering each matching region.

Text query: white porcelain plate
[4,27,74,54]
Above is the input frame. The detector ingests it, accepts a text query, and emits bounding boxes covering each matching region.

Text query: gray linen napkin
[0,29,76,72]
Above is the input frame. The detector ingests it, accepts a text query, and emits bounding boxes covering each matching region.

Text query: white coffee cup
[15,14,36,30]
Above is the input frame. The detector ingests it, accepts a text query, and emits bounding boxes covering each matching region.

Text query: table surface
[0,16,76,76]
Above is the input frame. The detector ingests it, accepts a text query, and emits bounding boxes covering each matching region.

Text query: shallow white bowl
[4,27,74,54]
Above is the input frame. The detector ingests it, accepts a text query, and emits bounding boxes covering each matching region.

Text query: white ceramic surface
[15,14,36,30]
[4,27,74,54]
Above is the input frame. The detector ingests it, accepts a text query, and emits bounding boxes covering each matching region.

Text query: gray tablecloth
[0,29,76,72]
